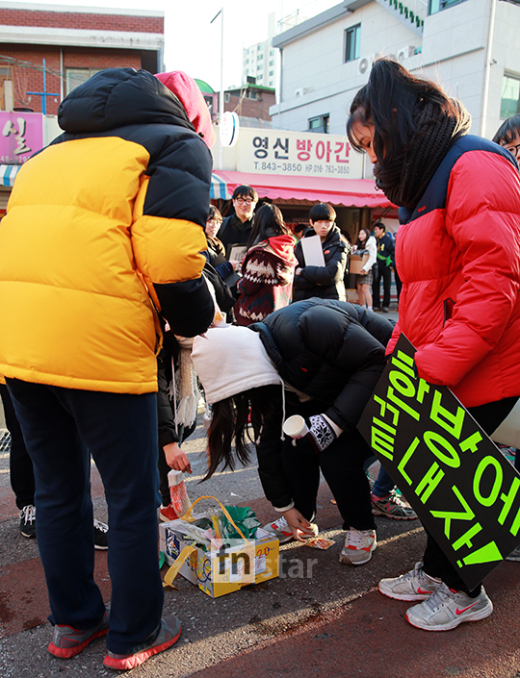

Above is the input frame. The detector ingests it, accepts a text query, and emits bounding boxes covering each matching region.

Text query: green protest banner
[357,334,520,592]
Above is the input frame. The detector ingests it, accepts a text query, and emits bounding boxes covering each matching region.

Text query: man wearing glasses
[219,185,258,255]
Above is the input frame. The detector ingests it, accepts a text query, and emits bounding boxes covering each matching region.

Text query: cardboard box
[349,252,369,274]
[159,520,279,598]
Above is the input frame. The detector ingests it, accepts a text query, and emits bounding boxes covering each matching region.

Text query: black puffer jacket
[249,299,393,508]
[292,226,349,301]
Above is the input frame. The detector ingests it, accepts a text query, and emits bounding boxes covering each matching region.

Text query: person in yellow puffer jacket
[0,68,215,670]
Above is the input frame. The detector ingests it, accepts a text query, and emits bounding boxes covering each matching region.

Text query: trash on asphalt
[160,496,280,598]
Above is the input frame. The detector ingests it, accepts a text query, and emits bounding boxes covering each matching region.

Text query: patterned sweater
[235,234,297,326]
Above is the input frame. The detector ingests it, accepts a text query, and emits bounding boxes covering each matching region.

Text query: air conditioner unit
[397,45,416,61]
[358,55,374,75]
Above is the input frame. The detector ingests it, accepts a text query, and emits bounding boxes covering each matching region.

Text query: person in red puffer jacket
[235,204,297,326]
[347,58,520,633]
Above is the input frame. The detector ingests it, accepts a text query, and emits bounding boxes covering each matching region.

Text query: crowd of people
[0,59,519,669]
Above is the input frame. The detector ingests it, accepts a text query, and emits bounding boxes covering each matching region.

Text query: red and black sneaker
[103,616,181,671]
[48,610,109,659]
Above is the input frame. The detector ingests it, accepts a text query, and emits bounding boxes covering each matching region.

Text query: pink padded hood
[155,70,216,148]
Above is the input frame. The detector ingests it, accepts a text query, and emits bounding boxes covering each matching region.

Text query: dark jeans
[372,464,395,498]
[281,399,375,532]
[0,384,35,509]
[423,395,518,595]
[373,266,392,309]
[6,379,164,655]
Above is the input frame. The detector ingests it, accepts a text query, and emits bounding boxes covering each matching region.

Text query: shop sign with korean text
[0,112,43,164]
[357,334,520,592]
[237,128,364,179]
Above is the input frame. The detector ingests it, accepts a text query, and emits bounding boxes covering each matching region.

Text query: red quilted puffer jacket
[387,135,520,408]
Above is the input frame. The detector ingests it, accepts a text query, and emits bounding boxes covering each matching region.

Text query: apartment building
[270,0,520,141]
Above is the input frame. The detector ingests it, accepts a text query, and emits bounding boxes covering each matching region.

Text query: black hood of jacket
[58,68,196,135]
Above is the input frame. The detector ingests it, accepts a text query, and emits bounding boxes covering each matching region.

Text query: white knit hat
[191,326,282,404]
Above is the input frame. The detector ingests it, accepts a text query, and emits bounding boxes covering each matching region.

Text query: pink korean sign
[0,111,43,164]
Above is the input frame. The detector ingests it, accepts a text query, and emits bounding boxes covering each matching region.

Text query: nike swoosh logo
[417,587,432,594]
[456,602,478,615]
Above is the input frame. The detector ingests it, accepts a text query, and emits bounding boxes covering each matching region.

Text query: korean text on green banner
[357,334,520,592]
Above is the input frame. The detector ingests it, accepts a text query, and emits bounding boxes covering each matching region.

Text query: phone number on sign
[253,161,350,174]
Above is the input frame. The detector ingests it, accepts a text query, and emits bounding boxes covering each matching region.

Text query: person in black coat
[191,299,393,566]
[372,222,395,312]
[292,203,349,302]
[218,185,258,255]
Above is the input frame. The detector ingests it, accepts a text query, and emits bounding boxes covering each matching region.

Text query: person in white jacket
[355,227,377,310]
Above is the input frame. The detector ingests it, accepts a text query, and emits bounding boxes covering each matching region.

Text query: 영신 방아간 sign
[357,334,520,592]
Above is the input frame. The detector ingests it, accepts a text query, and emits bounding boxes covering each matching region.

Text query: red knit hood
[251,233,297,266]
[155,70,216,148]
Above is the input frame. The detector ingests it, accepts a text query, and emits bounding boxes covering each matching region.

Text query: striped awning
[0,164,22,187]
[210,172,231,200]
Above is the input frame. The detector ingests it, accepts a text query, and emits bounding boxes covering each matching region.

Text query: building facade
[223,83,276,128]
[0,1,164,213]
[242,12,279,90]
[0,1,164,115]
[270,0,520,141]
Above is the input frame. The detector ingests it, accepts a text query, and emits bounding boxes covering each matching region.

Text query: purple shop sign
[0,111,43,164]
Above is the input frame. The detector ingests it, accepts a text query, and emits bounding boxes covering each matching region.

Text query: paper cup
[283,415,309,439]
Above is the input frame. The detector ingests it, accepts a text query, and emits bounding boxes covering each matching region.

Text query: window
[0,65,13,111]
[429,0,464,14]
[245,89,258,100]
[258,54,263,60]
[66,68,102,95]
[269,60,274,66]
[270,50,274,56]
[309,114,330,134]
[225,92,230,103]
[344,24,361,63]
[258,75,263,81]
[269,70,274,76]
[501,74,520,119]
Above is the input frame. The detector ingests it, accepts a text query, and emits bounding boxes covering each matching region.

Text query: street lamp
[210,7,225,170]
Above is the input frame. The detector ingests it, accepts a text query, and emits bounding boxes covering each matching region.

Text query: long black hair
[356,227,371,249]
[246,203,290,248]
[205,384,281,480]
[346,58,470,209]
[493,114,520,145]
[346,58,458,167]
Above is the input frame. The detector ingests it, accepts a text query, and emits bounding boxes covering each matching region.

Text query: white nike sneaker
[405,582,493,631]
[378,562,441,601]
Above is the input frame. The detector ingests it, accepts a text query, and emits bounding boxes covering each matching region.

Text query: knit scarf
[374,98,471,209]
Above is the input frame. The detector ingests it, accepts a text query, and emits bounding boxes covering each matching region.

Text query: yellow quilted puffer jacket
[0,68,214,394]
